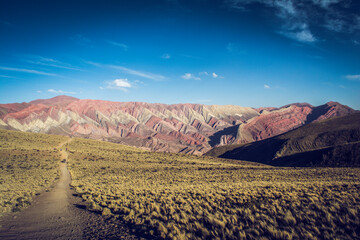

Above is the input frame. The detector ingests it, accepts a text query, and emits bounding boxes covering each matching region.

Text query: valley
[1,0,360,239]
[1,129,359,239]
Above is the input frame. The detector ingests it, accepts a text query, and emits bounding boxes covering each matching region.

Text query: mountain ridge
[0,96,357,154]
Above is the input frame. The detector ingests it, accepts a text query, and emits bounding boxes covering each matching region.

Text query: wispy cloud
[71,34,92,47]
[264,84,270,89]
[345,74,360,81]
[48,89,76,94]
[280,27,317,43]
[84,61,102,67]
[324,18,346,32]
[227,0,323,43]
[85,61,166,81]
[161,53,171,59]
[181,73,201,80]
[228,0,360,41]
[199,71,223,79]
[311,0,342,8]
[0,66,58,76]
[101,78,132,92]
[106,40,128,51]
[21,55,81,71]
[0,74,16,78]
[110,65,166,81]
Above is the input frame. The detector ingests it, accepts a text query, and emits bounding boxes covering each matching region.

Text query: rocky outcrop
[0,96,357,154]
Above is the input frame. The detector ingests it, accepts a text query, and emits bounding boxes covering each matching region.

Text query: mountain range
[0,95,357,154]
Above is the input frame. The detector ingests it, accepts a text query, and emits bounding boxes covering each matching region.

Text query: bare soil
[0,139,141,240]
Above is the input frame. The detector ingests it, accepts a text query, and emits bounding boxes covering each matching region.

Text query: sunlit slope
[66,137,360,240]
[207,113,360,167]
[0,129,68,215]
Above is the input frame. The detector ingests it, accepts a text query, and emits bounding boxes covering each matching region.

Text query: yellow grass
[67,137,360,239]
[0,130,68,215]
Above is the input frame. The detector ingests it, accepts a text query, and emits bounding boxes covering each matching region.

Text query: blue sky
[0,0,359,109]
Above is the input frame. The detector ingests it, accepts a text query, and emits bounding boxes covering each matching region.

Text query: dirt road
[0,138,139,240]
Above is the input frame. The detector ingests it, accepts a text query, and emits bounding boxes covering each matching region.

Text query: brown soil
[0,139,141,240]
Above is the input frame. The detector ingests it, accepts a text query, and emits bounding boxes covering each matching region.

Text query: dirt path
[0,138,139,240]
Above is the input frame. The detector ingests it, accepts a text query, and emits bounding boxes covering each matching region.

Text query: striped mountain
[0,96,356,154]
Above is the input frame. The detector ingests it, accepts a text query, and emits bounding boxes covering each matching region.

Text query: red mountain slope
[0,96,357,154]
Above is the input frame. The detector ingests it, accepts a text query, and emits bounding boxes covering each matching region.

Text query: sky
[0,0,359,109]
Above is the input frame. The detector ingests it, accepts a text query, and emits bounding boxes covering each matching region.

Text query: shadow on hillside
[208,125,240,147]
[304,104,329,124]
[220,138,287,164]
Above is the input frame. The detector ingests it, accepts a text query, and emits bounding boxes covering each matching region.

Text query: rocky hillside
[0,96,357,154]
[206,113,360,167]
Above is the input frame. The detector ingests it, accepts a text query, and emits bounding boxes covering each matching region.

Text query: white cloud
[0,66,58,76]
[181,73,201,81]
[199,71,223,79]
[48,89,76,94]
[113,78,131,88]
[36,90,42,93]
[161,53,171,59]
[102,78,132,92]
[290,29,317,42]
[264,84,270,89]
[345,75,360,81]
[106,40,128,51]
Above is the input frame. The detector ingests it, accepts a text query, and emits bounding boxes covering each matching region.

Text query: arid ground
[0,138,140,240]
